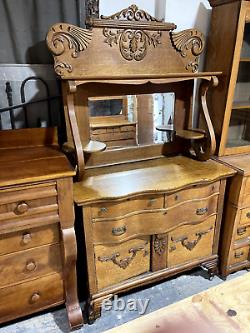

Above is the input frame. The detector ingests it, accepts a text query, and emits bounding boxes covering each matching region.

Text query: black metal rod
[5,82,16,129]
[0,96,60,114]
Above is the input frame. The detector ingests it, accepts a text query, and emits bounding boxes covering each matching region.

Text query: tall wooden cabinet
[206,0,250,156]
[206,0,250,276]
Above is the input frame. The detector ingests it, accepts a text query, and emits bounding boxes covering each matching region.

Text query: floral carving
[154,235,167,255]
[103,28,162,61]
[101,4,162,22]
[170,29,205,73]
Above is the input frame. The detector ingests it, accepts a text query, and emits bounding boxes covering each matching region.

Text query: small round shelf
[176,129,205,140]
[83,140,107,153]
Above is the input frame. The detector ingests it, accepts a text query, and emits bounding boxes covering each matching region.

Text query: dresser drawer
[0,273,64,324]
[168,216,216,267]
[239,207,250,225]
[0,243,62,287]
[0,224,60,256]
[0,183,58,223]
[235,224,250,241]
[91,195,164,220]
[95,236,150,290]
[166,182,220,207]
[229,247,250,266]
[166,194,218,225]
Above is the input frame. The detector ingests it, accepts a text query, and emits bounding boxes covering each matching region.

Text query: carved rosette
[103,28,161,61]
[171,29,205,73]
[46,23,93,76]
[154,235,167,255]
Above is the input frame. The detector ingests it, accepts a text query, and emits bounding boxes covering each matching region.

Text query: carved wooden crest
[171,29,205,72]
[101,5,163,62]
[46,23,92,76]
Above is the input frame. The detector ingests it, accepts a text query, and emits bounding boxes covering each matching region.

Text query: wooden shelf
[155,126,205,140]
[240,58,250,62]
[83,140,107,153]
[232,101,250,109]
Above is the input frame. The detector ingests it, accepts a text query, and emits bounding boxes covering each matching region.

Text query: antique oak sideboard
[0,128,83,329]
[47,5,235,322]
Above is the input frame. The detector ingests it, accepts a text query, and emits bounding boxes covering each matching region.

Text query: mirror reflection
[88,93,175,149]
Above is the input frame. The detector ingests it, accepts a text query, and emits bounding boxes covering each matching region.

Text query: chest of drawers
[74,156,235,322]
[0,129,83,329]
[218,154,250,277]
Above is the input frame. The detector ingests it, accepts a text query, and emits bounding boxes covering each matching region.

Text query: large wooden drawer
[0,243,62,287]
[91,195,164,220]
[0,183,58,223]
[95,236,150,290]
[0,224,60,256]
[165,182,220,207]
[235,224,250,241]
[168,216,216,267]
[0,273,64,324]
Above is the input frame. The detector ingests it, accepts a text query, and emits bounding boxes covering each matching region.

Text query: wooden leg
[200,258,218,281]
[61,227,83,330]
[87,300,102,325]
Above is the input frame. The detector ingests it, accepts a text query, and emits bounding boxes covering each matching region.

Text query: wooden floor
[105,273,250,333]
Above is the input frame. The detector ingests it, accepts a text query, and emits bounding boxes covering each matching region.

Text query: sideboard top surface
[73,156,235,204]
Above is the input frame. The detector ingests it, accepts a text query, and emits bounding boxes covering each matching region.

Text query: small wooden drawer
[165,194,218,225]
[235,225,250,241]
[0,243,62,287]
[229,247,250,266]
[0,273,64,324]
[239,207,250,225]
[0,224,60,256]
[91,195,164,220]
[95,236,150,290]
[165,182,220,207]
[0,183,58,222]
[168,216,216,267]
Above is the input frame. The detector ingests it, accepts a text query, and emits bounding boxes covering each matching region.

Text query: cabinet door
[167,217,216,267]
[226,22,250,153]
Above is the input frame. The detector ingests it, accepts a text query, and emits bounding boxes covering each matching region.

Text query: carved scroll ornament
[98,242,148,269]
[171,29,205,72]
[101,4,162,22]
[46,23,92,76]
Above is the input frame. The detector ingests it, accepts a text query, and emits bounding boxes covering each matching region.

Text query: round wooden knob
[15,202,29,215]
[30,292,40,303]
[22,232,32,245]
[26,260,36,272]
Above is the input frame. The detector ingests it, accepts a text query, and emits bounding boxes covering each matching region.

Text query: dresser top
[74,156,235,205]
[218,154,250,176]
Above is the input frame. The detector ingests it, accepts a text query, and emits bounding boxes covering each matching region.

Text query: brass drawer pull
[26,260,37,272]
[235,251,244,259]
[30,292,40,304]
[98,242,148,270]
[148,198,157,205]
[171,227,213,251]
[246,212,250,219]
[112,226,127,236]
[196,207,208,215]
[100,207,108,213]
[15,201,29,215]
[237,227,247,236]
[22,232,32,245]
